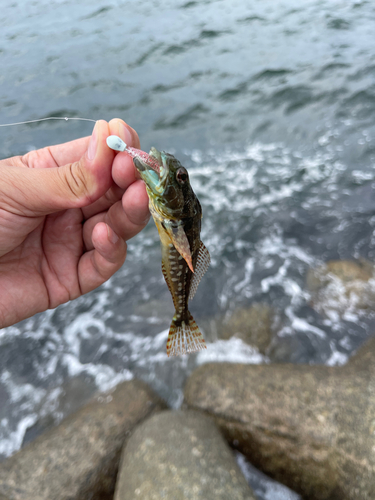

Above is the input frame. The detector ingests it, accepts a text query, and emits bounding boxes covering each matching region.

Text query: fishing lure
[107,135,210,357]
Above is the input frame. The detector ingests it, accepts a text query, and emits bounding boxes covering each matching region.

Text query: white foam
[0,371,46,457]
[234,257,255,293]
[197,338,266,365]
[290,317,326,339]
[0,414,38,457]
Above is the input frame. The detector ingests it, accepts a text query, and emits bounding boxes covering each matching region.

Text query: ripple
[163,44,189,56]
[327,18,351,30]
[80,6,112,20]
[237,15,266,24]
[347,64,375,81]
[313,62,350,80]
[180,1,197,8]
[154,103,210,129]
[342,86,375,119]
[270,85,318,113]
[253,69,292,81]
[218,82,248,101]
[129,43,163,68]
[200,29,227,39]
[151,82,183,93]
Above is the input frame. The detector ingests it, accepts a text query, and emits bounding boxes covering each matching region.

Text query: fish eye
[176,167,188,184]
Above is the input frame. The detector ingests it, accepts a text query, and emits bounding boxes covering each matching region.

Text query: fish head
[133,147,196,215]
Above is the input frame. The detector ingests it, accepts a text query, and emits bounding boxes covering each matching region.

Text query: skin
[0,118,150,329]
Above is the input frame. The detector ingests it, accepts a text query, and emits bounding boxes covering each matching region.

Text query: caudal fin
[166,313,206,357]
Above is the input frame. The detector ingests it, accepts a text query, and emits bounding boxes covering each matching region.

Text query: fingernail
[88,123,98,160]
[106,224,119,244]
[120,123,133,147]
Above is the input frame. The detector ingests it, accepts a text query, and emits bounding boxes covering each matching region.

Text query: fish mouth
[133,147,169,195]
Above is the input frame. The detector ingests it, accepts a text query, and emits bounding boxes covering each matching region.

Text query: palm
[0,119,149,328]
[0,209,85,318]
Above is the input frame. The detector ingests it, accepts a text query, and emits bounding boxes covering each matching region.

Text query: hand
[0,118,150,328]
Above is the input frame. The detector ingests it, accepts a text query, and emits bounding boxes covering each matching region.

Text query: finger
[108,118,141,150]
[41,136,90,167]
[78,222,127,295]
[21,118,139,169]
[82,180,150,251]
[15,137,90,170]
[1,120,115,216]
[81,118,141,220]
[110,118,142,189]
[80,181,124,221]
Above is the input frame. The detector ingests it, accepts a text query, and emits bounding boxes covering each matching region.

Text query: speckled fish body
[128,146,210,356]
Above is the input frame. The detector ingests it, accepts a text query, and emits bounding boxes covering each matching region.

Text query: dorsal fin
[189,241,210,301]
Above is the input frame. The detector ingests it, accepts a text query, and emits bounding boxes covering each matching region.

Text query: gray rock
[221,303,275,354]
[0,379,166,500]
[306,259,375,316]
[114,410,256,500]
[184,336,375,500]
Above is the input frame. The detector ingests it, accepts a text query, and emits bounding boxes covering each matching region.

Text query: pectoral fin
[163,221,194,273]
[189,241,211,300]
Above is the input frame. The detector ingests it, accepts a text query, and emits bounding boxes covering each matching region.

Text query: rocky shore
[1,260,375,499]
[0,335,374,499]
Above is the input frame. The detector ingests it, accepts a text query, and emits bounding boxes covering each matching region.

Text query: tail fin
[166,313,206,357]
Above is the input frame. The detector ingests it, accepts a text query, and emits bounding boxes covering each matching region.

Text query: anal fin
[189,241,211,301]
[166,314,206,357]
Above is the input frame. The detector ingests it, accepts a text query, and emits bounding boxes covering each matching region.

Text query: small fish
[107,136,210,356]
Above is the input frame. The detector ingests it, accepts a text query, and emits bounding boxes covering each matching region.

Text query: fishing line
[0,117,97,127]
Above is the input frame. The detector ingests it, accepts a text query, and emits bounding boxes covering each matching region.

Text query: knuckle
[60,162,91,203]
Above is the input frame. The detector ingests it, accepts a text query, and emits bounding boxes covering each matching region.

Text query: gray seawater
[1,0,375,497]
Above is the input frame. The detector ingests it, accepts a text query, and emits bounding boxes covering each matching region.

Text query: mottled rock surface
[306,259,375,316]
[0,379,166,500]
[185,336,375,500]
[221,303,274,354]
[114,410,256,500]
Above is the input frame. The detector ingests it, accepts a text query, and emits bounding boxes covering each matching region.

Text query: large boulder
[184,336,375,500]
[0,379,166,500]
[114,410,256,500]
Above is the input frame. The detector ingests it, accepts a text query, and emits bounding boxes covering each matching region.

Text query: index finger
[81,119,143,219]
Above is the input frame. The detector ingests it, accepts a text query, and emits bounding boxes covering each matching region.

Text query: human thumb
[1,120,115,217]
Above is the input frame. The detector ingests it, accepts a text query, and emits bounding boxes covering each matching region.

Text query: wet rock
[184,336,375,500]
[306,259,375,316]
[267,331,320,364]
[220,303,274,354]
[114,410,256,500]
[22,374,98,447]
[0,379,166,500]
[202,303,275,354]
